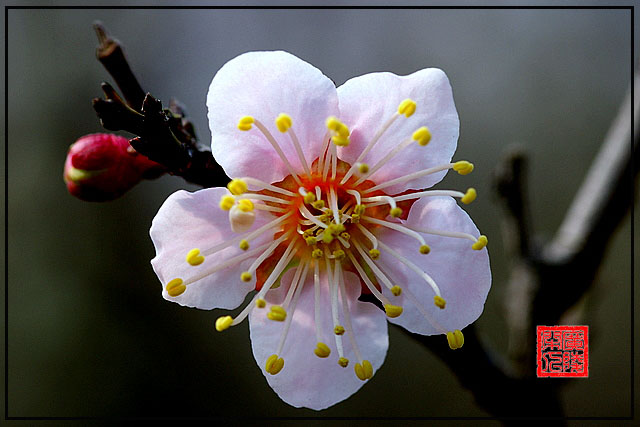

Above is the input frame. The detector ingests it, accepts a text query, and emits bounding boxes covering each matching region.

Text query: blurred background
[5,3,638,423]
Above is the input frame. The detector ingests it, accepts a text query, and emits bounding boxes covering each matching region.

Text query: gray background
[5,3,638,422]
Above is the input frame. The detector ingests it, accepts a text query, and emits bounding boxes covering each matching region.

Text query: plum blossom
[150,51,491,410]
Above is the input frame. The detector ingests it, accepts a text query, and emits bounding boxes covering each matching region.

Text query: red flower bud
[63,133,165,201]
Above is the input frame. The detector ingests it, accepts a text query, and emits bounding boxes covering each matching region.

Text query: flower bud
[63,133,165,201]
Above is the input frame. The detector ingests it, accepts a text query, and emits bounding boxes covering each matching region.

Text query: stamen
[322,136,333,181]
[299,205,329,229]
[362,163,458,194]
[405,224,480,244]
[331,143,338,180]
[314,342,331,358]
[201,211,292,256]
[447,330,464,349]
[357,163,369,174]
[472,235,488,250]
[241,177,296,197]
[377,240,442,298]
[231,240,300,327]
[166,278,186,297]
[355,223,378,250]
[245,232,292,276]
[276,113,311,176]
[345,249,390,305]
[361,215,427,247]
[181,241,274,288]
[316,132,332,174]
[227,178,248,195]
[337,262,366,366]
[376,261,448,333]
[242,193,292,205]
[329,186,341,224]
[361,195,397,211]
[313,261,323,344]
[215,315,233,331]
[252,119,302,185]
[324,251,345,359]
[346,189,361,206]
[341,100,412,184]
[351,239,396,292]
[453,161,474,175]
[186,248,205,266]
[282,259,310,310]
[354,360,373,381]
[315,186,322,201]
[265,354,285,375]
[354,128,429,186]
[219,195,235,210]
[254,204,287,213]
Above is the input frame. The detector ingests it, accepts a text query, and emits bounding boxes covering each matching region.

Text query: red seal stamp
[536,325,589,378]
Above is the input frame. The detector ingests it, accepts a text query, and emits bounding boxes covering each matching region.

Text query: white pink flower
[150,51,491,410]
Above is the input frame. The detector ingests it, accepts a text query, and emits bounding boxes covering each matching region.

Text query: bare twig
[92,23,229,189]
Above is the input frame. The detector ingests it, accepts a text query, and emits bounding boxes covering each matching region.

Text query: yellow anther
[354,205,366,215]
[215,315,233,332]
[397,98,417,117]
[312,249,324,259]
[434,295,446,309]
[384,304,403,318]
[338,357,349,368]
[334,325,345,335]
[237,115,255,131]
[461,188,477,205]
[369,249,380,260]
[453,161,474,175]
[227,178,248,195]
[186,248,205,266]
[312,200,325,210]
[340,232,351,240]
[239,239,250,251]
[322,233,335,244]
[305,236,317,246]
[265,354,285,375]
[412,126,432,146]
[447,330,464,350]
[255,298,266,308]
[357,163,370,174]
[333,249,345,260]
[219,195,235,210]
[354,360,373,381]
[419,244,431,255]
[391,285,402,296]
[267,305,287,322]
[331,134,350,146]
[351,214,360,223]
[304,192,316,204]
[166,278,186,297]
[275,113,292,133]
[390,207,403,218]
[314,342,331,358]
[326,116,350,137]
[472,235,488,250]
[237,199,254,212]
[328,223,345,234]
[240,271,252,282]
[324,209,334,216]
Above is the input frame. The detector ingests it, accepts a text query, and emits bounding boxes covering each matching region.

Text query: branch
[92,23,229,188]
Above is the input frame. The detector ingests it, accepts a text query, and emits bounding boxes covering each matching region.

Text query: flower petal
[150,188,275,310]
[207,51,339,183]
[337,68,459,193]
[249,269,388,410]
[376,197,490,335]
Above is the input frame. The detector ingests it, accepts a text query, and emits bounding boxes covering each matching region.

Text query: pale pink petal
[150,188,275,310]
[337,69,459,193]
[375,196,490,335]
[249,269,388,410]
[207,51,339,183]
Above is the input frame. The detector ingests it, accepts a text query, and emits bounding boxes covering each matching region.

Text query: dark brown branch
[92,24,229,188]
[94,22,146,111]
